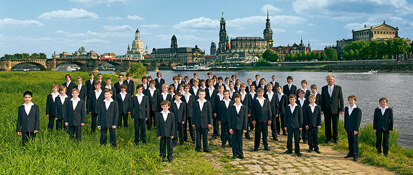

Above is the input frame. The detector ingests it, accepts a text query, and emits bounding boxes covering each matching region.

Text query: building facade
[52,45,99,59]
[272,39,311,61]
[151,35,205,64]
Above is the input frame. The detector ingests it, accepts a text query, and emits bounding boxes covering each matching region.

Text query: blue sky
[1,0,413,57]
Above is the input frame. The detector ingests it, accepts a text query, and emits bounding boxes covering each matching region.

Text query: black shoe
[221,144,226,148]
[273,138,279,141]
[264,147,270,151]
[307,149,313,152]
[168,158,173,162]
[283,133,287,136]
[253,148,258,151]
[212,136,217,140]
[284,150,293,154]
[204,149,210,153]
[195,149,201,152]
[353,157,358,162]
[384,153,389,157]
[296,153,302,157]
[245,136,252,139]
[344,154,352,158]
[238,155,244,159]
[232,155,237,159]
[315,150,321,154]
[377,150,382,154]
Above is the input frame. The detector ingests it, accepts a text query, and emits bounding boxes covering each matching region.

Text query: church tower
[263,10,273,49]
[171,35,178,53]
[218,12,228,54]
[210,41,217,55]
[131,26,144,54]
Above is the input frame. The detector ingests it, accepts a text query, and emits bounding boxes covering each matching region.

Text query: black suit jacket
[296,98,309,109]
[98,100,119,128]
[264,93,279,117]
[64,99,86,126]
[189,87,200,99]
[155,78,165,89]
[344,107,362,132]
[283,84,297,98]
[157,112,176,137]
[284,105,303,129]
[56,96,69,119]
[85,79,95,98]
[46,94,58,116]
[97,80,106,90]
[320,85,344,114]
[296,89,311,99]
[77,84,87,101]
[125,80,135,96]
[229,105,248,130]
[114,81,125,95]
[251,98,272,123]
[116,93,131,114]
[16,104,40,132]
[240,92,251,115]
[206,88,218,113]
[131,95,150,120]
[276,94,288,115]
[88,91,104,114]
[171,101,186,123]
[304,105,321,127]
[311,93,321,106]
[252,80,260,88]
[62,81,77,97]
[144,88,160,112]
[193,100,212,128]
[270,81,279,93]
[157,93,172,112]
[170,83,180,93]
[218,100,234,123]
[373,107,393,131]
[184,93,196,118]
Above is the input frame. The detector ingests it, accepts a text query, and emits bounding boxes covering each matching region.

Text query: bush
[128,63,148,79]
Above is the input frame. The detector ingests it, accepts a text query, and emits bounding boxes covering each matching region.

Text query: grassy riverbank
[0,71,216,174]
[317,120,413,174]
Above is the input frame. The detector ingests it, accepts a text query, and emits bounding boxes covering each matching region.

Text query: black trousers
[376,129,390,154]
[324,112,339,142]
[221,122,232,146]
[118,113,128,127]
[244,117,251,138]
[195,127,209,151]
[347,131,359,157]
[134,118,146,144]
[68,126,82,141]
[48,115,55,130]
[287,127,300,153]
[308,127,319,151]
[276,114,286,134]
[22,132,36,146]
[301,123,308,141]
[91,113,98,133]
[249,116,255,131]
[160,137,173,161]
[100,127,116,147]
[212,116,220,136]
[254,122,268,149]
[270,117,278,139]
[147,110,156,130]
[184,117,195,142]
[173,122,184,145]
[56,119,64,131]
[232,129,244,157]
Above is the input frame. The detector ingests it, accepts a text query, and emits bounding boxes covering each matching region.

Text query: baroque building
[52,44,99,59]
[124,26,145,60]
[151,35,205,64]
[272,39,311,61]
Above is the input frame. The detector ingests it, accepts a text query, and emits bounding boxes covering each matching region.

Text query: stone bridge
[0,58,173,72]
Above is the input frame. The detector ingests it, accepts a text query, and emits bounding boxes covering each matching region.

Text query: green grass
[318,120,413,175]
[0,71,216,174]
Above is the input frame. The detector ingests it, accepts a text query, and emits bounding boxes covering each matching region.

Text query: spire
[383,20,386,24]
[267,9,269,20]
[135,26,140,33]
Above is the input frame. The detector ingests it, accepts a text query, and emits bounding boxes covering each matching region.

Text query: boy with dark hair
[157,100,176,162]
[373,97,393,157]
[16,91,39,146]
[344,95,362,161]
[284,94,303,156]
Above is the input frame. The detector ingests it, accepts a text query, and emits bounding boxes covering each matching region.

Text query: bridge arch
[11,62,47,71]
[55,61,89,72]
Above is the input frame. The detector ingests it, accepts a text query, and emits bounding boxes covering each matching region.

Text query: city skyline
[1,0,413,57]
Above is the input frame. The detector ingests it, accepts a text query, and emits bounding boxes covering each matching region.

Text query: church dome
[78,46,86,54]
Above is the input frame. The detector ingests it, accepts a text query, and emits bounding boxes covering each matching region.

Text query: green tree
[325,48,338,60]
[262,49,278,62]
[128,63,148,79]
[321,51,327,60]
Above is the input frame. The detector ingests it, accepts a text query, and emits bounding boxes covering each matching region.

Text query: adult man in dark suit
[63,74,77,97]
[320,75,344,144]
[125,73,135,97]
[155,72,165,90]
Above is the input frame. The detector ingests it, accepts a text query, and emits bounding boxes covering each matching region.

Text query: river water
[144,70,413,148]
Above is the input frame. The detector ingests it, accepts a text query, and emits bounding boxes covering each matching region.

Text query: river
[142,70,413,148]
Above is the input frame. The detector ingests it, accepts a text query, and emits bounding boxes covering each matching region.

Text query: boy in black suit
[310,84,321,105]
[276,86,288,135]
[77,77,87,101]
[192,90,212,152]
[252,74,260,88]
[157,100,176,162]
[131,85,150,144]
[212,84,224,139]
[97,73,106,90]
[183,84,196,143]
[88,81,104,133]
[116,84,131,128]
[158,84,172,111]
[206,79,218,139]
[284,94,303,156]
[63,74,77,97]
[85,73,95,113]
[104,78,116,100]
[142,76,148,90]
[270,75,279,93]
[16,91,39,146]
[155,72,165,89]
[56,86,69,131]
[344,95,362,161]
[190,79,200,98]
[373,97,393,157]
[229,93,248,159]
[248,84,257,132]
[297,89,309,143]
[218,90,233,147]
[145,80,159,130]
[114,74,125,95]
[46,84,59,130]
[98,89,119,147]
[265,83,279,141]
[171,92,186,146]
[125,73,135,97]
[64,88,86,141]
[251,88,272,151]
[297,80,310,99]
[171,76,180,93]
[283,76,297,100]
[239,83,252,139]
[304,94,321,153]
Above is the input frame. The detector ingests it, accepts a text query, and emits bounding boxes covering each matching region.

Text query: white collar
[197,99,205,103]
[289,103,297,108]
[59,94,67,98]
[309,103,317,107]
[348,104,357,109]
[233,103,243,107]
[257,97,265,100]
[71,98,80,102]
[104,98,114,103]
[175,100,182,104]
[23,102,34,107]
[135,93,144,97]
[378,106,388,110]
[161,110,170,115]
[278,92,284,96]
[120,92,127,95]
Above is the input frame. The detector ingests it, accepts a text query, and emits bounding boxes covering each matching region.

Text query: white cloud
[261,4,283,14]
[228,15,306,29]
[70,0,126,6]
[127,15,144,21]
[39,8,99,19]
[0,18,44,26]
[103,25,134,32]
[172,17,219,31]
[54,30,130,38]
[105,16,122,20]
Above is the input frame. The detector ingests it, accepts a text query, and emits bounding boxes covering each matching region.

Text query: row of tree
[1,53,47,59]
[261,48,338,62]
[342,38,412,60]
